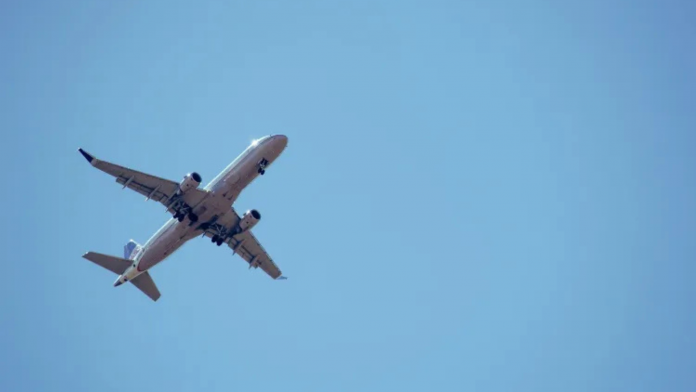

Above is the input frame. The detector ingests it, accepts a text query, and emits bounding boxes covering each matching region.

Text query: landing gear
[173,211,197,223]
[170,197,196,222]
[211,235,225,246]
[206,222,229,246]
[258,158,268,175]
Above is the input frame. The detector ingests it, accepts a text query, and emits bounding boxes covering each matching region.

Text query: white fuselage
[114,135,288,286]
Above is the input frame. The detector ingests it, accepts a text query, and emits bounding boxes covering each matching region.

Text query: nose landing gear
[258,158,268,175]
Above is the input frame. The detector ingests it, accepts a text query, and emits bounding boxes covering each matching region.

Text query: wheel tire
[260,169,265,175]
[217,239,224,246]
[189,213,198,222]
[177,215,184,222]
[212,235,218,243]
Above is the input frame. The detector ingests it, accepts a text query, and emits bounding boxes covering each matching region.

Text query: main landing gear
[169,197,198,223]
[205,223,228,246]
[258,158,269,175]
[211,235,225,246]
[173,211,198,223]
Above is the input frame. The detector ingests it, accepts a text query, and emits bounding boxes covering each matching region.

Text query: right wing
[78,148,209,213]
[201,208,285,280]
[228,230,284,279]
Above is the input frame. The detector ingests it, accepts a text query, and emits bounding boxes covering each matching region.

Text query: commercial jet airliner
[78,135,289,301]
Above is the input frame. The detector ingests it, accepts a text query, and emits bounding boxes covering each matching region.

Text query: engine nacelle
[238,209,261,233]
[178,172,202,194]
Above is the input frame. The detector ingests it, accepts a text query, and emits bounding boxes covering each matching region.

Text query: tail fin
[124,240,142,260]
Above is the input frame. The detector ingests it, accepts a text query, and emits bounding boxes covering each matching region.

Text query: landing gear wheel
[175,213,184,222]
[188,213,198,222]
[212,235,219,243]
[216,238,224,246]
[258,158,268,175]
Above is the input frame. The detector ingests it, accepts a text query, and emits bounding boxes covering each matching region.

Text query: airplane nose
[272,134,288,150]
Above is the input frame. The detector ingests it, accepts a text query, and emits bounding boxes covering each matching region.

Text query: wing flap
[115,176,173,203]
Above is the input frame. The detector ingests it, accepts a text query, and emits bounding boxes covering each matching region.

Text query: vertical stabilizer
[124,240,142,260]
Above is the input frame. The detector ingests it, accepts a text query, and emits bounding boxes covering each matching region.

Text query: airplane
[78,135,289,302]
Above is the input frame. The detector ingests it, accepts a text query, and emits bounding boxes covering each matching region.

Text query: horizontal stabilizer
[131,272,161,301]
[83,252,131,275]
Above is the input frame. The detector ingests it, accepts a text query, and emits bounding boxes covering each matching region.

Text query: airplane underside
[78,134,288,302]
[170,156,270,224]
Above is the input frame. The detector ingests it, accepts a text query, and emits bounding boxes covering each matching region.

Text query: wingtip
[78,148,95,163]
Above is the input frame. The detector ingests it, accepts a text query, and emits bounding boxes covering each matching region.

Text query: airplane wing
[228,230,283,279]
[202,208,284,280]
[78,148,209,213]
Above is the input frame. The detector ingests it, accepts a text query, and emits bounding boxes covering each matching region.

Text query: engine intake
[238,209,261,232]
[178,172,202,194]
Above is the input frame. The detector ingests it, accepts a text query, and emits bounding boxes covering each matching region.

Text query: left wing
[78,148,209,214]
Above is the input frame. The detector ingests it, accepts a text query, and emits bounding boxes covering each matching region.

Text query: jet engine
[178,172,202,194]
[238,209,261,233]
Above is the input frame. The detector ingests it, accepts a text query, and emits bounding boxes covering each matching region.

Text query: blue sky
[1,0,695,391]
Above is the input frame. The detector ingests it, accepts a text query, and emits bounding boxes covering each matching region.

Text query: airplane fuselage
[114,135,288,286]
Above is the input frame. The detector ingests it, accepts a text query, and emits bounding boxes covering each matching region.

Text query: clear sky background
[1,0,695,391]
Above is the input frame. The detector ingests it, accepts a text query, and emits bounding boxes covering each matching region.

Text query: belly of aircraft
[138,221,196,271]
[135,144,284,273]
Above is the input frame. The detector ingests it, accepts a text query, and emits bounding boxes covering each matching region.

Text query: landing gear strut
[170,197,196,222]
[205,222,228,246]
